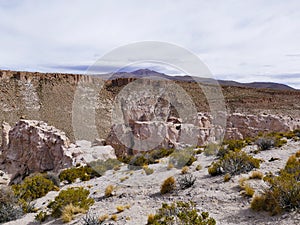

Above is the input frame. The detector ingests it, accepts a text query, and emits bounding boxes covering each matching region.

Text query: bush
[105,185,115,198]
[12,173,57,201]
[143,165,154,175]
[181,166,189,174]
[204,143,219,156]
[89,158,121,175]
[61,203,86,223]
[249,171,264,180]
[208,150,260,176]
[251,153,300,215]
[223,139,246,151]
[147,201,216,225]
[178,174,196,190]
[0,185,23,223]
[48,187,94,218]
[82,214,114,225]
[255,138,275,151]
[35,211,49,223]
[161,176,176,194]
[59,166,99,184]
[223,173,231,182]
[169,149,197,169]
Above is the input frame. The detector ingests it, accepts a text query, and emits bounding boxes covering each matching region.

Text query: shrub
[251,153,300,215]
[98,214,109,223]
[249,171,263,180]
[45,172,61,187]
[143,165,154,175]
[147,201,216,225]
[111,214,118,221]
[243,183,255,197]
[116,205,125,213]
[178,174,196,190]
[195,164,202,171]
[35,211,49,223]
[61,203,86,223]
[208,150,260,176]
[0,203,23,223]
[223,173,231,182]
[89,158,121,176]
[181,166,189,174]
[161,176,176,194]
[12,173,57,201]
[59,166,99,184]
[120,176,129,182]
[255,138,275,151]
[223,139,246,151]
[105,185,115,198]
[48,187,94,218]
[82,214,113,225]
[238,177,248,189]
[204,143,219,156]
[169,149,197,169]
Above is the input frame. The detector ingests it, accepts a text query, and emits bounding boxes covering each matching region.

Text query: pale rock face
[0,120,118,184]
[0,120,73,183]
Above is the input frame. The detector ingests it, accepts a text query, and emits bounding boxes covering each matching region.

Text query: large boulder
[0,120,73,183]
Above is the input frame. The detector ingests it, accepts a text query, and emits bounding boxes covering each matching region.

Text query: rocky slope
[0,69,300,145]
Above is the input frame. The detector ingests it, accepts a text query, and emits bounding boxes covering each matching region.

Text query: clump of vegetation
[116,205,130,213]
[61,203,86,223]
[82,213,112,225]
[105,185,115,198]
[111,214,118,221]
[181,166,189,174]
[167,163,174,170]
[0,185,23,223]
[249,171,264,180]
[48,187,94,218]
[12,173,58,202]
[243,183,255,197]
[251,153,300,215]
[59,166,100,184]
[161,176,176,194]
[223,173,231,182]
[255,137,275,151]
[89,158,122,176]
[35,211,49,223]
[120,176,129,182]
[178,174,196,190]
[204,143,219,156]
[195,164,202,171]
[147,201,216,225]
[169,149,197,169]
[143,165,154,175]
[208,150,260,176]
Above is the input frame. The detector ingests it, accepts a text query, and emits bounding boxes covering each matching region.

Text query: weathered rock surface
[0,120,117,183]
[0,120,73,183]
[107,111,300,157]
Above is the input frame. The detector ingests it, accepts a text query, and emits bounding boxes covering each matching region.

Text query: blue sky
[0,0,300,88]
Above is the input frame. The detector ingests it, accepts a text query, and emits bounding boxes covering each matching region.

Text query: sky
[0,0,300,89]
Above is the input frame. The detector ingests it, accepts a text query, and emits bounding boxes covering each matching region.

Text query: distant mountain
[98,69,295,91]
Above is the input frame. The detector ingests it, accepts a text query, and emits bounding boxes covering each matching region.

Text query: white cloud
[0,0,300,88]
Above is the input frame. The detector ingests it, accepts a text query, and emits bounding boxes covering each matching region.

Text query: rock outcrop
[107,111,300,157]
[0,120,73,183]
[0,120,118,183]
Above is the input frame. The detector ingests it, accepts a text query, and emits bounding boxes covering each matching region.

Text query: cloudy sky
[0,0,300,88]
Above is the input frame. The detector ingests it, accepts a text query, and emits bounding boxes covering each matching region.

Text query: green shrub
[48,187,94,218]
[35,211,49,223]
[204,143,219,156]
[147,201,216,225]
[255,138,275,150]
[59,166,100,184]
[251,153,300,215]
[208,150,260,176]
[89,158,121,175]
[222,139,246,151]
[12,173,57,201]
[0,185,23,223]
[169,149,197,169]
[161,176,176,194]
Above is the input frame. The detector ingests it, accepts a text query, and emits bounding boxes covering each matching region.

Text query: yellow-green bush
[59,166,100,184]
[204,143,219,156]
[161,176,176,194]
[251,153,300,215]
[48,187,94,218]
[61,203,86,223]
[89,158,121,175]
[208,150,260,176]
[12,173,57,201]
[147,201,216,225]
[169,149,197,169]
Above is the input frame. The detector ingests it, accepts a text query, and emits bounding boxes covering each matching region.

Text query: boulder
[0,120,73,183]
